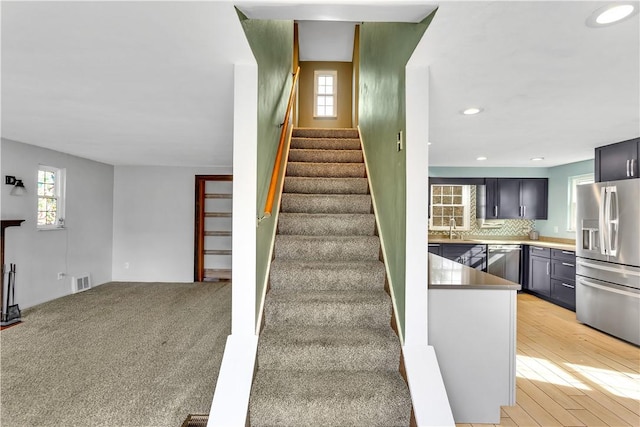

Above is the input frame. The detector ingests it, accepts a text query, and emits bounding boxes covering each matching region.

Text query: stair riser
[280,194,371,214]
[287,162,365,178]
[269,263,385,291]
[258,342,400,371]
[290,138,361,150]
[264,300,391,328]
[274,237,380,261]
[283,177,369,194]
[292,128,359,139]
[288,149,363,163]
[278,214,375,236]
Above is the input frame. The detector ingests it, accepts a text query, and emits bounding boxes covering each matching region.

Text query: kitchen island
[428,253,521,424]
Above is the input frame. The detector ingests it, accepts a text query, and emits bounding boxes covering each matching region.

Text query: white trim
[567,173,594,232]
[403,345,455,426]
[313,69,338,118]
[429,184,471,231]
[36,165,66,229]
[358,125,404,344]
[207,335,259,427]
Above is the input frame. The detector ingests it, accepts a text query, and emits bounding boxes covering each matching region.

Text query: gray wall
[111,165,230,282]
[1,138,114,308]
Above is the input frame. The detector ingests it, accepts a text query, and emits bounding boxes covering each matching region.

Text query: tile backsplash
[428,185,535,238]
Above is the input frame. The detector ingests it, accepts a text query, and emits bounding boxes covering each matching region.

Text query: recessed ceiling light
[462,107,482,115]
[587,3,638,27]
[477,156,487,161]
[428,142,432,146]
[531,157,545,161]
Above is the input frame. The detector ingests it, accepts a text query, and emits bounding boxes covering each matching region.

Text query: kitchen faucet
[449,217,457,239]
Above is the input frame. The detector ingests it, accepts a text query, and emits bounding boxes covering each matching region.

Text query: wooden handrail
[260,67,300,221]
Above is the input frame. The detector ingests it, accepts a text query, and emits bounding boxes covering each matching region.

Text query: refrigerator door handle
[599,186,608,256]
[632,159,636,177]
[576,259,640,277]
[577,277,640,299]
[608,186,619,257]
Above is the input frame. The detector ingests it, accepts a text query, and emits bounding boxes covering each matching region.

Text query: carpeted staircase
[249,128,412,426]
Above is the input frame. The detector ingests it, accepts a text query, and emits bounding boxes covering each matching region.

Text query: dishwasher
[487,245,522,284]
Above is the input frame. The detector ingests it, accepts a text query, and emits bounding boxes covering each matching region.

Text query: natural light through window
[567,173,594,231]
[314,70,337,118]
[429,185,471,231]
[37,166,65,229]
[516,355,590,390]
[566,363,640,400]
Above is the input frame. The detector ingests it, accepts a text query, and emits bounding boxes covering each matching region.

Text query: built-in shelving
[194,175,232,282]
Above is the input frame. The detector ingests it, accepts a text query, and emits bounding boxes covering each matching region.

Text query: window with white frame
[37,166,66,229]
[567,173,594,232]
[314,70,337,118]
[429,184,471,230]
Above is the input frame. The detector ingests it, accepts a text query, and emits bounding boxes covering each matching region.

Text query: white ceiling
[1,1,639,168]
[297,21,357,62]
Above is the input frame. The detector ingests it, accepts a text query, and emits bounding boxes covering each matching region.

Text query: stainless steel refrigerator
[576,178,640,345]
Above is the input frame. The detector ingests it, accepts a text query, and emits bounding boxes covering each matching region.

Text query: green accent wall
[237,12,293,323]
[358,13,434,339]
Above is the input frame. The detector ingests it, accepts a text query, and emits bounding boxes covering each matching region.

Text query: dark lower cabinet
[550,279,576,311]
[528,246,576,311]
[441,244,487,271]
[529,253,551,296]
[428,244,441,256]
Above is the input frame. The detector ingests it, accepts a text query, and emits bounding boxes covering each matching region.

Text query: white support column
[404,64,430,347]
[208,62,259,427]
[404,65,455,426]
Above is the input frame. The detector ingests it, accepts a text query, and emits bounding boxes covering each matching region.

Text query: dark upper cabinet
[479,178,548,219]
[497,179,522,219]
[483,178,499,219]
[520,179,548,219]
[595,138,639,182]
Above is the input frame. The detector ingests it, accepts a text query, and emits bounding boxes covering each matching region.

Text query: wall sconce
[5,176,27,196]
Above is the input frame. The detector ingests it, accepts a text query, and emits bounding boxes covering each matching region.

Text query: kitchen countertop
[428,236,575,251]
[428,253,522,290]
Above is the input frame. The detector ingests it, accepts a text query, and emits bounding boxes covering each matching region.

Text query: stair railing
[258,66,300,224]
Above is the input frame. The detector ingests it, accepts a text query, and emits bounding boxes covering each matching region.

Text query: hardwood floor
[457,293,640,427]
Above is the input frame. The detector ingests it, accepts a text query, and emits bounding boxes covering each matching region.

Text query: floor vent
[73,275,91,293]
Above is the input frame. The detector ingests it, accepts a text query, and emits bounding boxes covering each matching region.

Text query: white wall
[1,138,114,309]
[112,165,231,282]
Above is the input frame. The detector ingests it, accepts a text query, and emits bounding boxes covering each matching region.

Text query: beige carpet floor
[0,281,231,427]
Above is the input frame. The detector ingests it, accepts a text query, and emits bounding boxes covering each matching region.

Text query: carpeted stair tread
[274,235,380,261]
[292,127,359,139]
[278,213,375,236]
[264,289,391,327]
[250,126,411,427]
[288,149,363,163]
[257,325,400,371]
[283,177,369,194]
[269,260,386,291]
[287,162,365,178]
[290,137,361,150]
[249,369,411,426]
[281,193,371,214]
